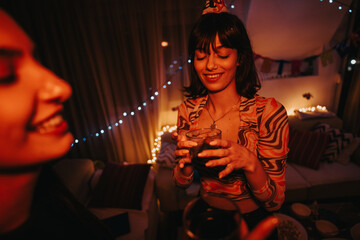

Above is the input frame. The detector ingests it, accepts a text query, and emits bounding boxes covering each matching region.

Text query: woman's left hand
[199,139,257,178]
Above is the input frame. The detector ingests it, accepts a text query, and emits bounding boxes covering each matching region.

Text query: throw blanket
[89,162,150,210]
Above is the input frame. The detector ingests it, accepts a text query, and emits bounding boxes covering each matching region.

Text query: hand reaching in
[240,216,279,240]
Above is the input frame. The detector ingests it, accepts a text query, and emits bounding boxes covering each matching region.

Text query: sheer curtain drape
[2,0,202,163]
[341,47,360,137]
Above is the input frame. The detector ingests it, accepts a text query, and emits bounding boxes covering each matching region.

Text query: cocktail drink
[186,128,225,178]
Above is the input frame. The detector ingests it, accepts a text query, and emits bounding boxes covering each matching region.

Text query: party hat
[202,0,228,15]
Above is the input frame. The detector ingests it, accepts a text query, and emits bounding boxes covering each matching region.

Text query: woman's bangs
[195,32,216,54]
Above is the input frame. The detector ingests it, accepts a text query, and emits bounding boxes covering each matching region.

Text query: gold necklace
[206,97,241,129]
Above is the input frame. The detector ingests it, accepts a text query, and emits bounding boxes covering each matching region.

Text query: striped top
[173,95,289,211]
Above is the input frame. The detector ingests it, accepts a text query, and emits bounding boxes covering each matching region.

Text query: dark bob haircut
[184,12,260,99]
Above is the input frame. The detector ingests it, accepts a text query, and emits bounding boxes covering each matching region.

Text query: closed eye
[196,56,206,61]
[218,55,229,59]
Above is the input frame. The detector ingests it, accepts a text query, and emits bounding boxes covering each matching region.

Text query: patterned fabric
[288,127,329,170]
[173,95,289,211]
[157,141,177,168]
[313,123,354,162]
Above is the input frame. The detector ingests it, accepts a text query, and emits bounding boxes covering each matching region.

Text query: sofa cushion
[313,123,354,162]
[53,158,95,205]
[157,142,177,168]
[156,132,177,168]
[292,161,360,186]
[285,164,311,190]
[352,144,360,166]
[291,161,360,200]
[288,127,329,170]
[336,137,360,165]
[285,163,311,202]
[89,208,148,240]
[88,162,150,210]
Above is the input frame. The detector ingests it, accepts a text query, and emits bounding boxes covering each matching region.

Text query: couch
[285,115,360,202]
[53,158,159,240]
[155,115,360,213]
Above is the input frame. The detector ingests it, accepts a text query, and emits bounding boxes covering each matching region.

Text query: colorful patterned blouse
[173,95,289,211]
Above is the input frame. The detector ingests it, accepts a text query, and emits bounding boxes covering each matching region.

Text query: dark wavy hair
[184,12,260,99]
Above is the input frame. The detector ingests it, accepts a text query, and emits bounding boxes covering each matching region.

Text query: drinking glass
[183,196,241,240]
[185,128,224,178]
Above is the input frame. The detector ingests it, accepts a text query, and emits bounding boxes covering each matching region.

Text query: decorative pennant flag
[277,60,285,75]
[320,49,333,67]
[253,53,261,61]
[350,30,360,48]
[291,60,302,75]
[203,0,228,15]
[335,41,350,57]
[303,56,317,75]
[260,58,273,73]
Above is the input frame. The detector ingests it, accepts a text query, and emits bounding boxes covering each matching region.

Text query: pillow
[157,142,177,168]
[313,123,354,162]
[156,132,177,168]
[351,144,360,166]
[288,127,329,170]
[336,137,360,165]
[88,162,150,210]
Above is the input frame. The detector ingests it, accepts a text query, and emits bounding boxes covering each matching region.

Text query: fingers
[208,139,231,148]
[205,156,230,167]
[218,163,234,179]
[174,148,192,168]
[199,147,230,158]
[178,158,191,168]
[239,218,249,240]
[244,216,279,240]
[171,131,178,141]
[177,140,197,149]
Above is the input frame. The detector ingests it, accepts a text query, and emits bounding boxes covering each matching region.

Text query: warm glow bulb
[161,41,168,47]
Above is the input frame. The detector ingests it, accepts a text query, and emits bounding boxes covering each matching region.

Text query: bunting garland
[254,37,354,79]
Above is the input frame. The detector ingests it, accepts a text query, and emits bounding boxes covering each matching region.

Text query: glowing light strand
[320,0,354,12]
[71,59,187,147]
[147,125,177,164]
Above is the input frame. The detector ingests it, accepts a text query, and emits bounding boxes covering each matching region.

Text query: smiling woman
[0,12,73,167]
[0,9,114,239]
[173,9,289,240]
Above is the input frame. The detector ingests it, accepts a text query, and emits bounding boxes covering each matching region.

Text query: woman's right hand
[172,131,197,169]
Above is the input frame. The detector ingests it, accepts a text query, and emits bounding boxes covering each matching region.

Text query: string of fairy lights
[71,0,359,162]
[70,58,186,147]
[320,0,354,12]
